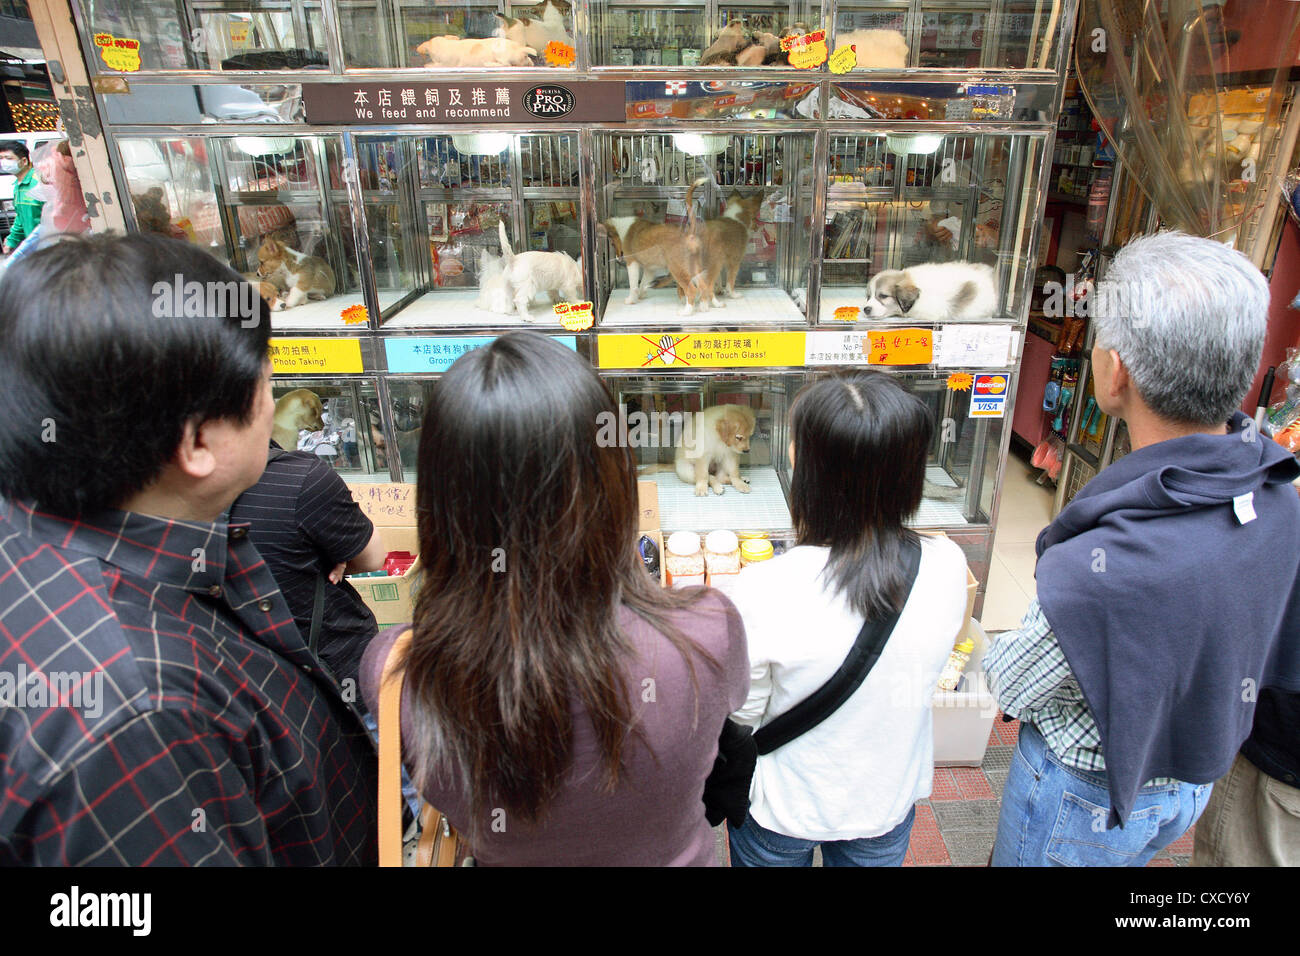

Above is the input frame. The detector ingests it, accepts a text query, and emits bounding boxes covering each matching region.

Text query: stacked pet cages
[63,0,1079,612]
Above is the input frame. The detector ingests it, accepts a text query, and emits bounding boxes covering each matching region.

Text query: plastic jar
[665,531,705,587]
[936,638,976,692]
[704,530,741,575]
[740,539,774,567]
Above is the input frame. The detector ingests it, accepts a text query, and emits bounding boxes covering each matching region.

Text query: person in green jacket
[1,142,44,254]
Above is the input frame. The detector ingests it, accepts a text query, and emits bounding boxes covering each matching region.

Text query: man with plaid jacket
[0,234,377,865]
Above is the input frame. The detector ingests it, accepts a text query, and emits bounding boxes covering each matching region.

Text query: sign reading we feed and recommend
[597,332,806,370]
[385,335,577,374]
[269,338,363,373]
[302,82,626,125]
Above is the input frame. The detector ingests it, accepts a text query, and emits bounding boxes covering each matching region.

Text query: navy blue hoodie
[1035,412,1300,827]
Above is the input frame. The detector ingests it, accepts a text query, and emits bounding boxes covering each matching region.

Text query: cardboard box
[637,480,667,588]
[346,482,419,628]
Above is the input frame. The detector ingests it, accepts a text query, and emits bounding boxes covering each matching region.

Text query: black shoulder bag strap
[266,442,326,657]
[752,536,923,756]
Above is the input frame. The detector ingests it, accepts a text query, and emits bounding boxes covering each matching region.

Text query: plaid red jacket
[0,498,378,865]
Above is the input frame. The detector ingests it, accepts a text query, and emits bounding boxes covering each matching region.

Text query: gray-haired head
[1092,231,1267,425]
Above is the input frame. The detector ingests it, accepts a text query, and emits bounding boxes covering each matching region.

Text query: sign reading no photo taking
[970,373,1008,418]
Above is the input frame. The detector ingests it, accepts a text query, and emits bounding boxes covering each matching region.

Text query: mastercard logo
[975,375,1007,395]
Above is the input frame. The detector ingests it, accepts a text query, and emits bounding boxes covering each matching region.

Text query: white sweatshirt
[728,536,969,841]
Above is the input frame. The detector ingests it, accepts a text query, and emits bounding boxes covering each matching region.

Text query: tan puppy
[256,238,335,310]
[243,272,284,310]
[675,404,756,496]
[601,177,709,316]
[272,389,324,451]
[698,190,765,308]
[416,35,536,67]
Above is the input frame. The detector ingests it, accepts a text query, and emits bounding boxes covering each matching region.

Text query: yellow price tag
[269,338,364,374]
[866,328,933,366]
[781,29,828,69]
[946,372,974,391]
[544,41,576,67]
[340,304,369,325]
[832,305,861,322]
[554,301,594,331]
[829,45,857,74]
[93,33,142,72]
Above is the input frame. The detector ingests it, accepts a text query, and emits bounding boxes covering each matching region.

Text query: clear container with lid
[704,530,741,575]
[665,531,705,588]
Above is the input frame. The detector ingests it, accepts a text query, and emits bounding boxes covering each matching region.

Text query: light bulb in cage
[885,133,943,156]
[450,134,512,156]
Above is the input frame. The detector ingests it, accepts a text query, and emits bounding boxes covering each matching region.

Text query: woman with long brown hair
[360,331,747,865]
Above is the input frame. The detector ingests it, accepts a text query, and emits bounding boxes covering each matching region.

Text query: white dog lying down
[864,261,997,321]
[416,35,536,68]
[498,220,583,321]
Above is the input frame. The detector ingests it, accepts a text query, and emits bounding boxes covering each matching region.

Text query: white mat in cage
[818,288,869,324]
[912,464,969,527]
[383,289,567,329]
[649,464,792,533]
[602,286,805,326]
[268,294,374,331]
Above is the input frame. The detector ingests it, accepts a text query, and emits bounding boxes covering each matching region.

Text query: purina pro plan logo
[970,374,1008,418]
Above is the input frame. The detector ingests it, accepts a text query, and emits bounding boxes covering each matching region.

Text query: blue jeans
[992,722,1213,866]
[728,806,916,867]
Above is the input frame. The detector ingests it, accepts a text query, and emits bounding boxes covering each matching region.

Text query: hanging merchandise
[1266,347,1300,454]
[1075,0,1300,243]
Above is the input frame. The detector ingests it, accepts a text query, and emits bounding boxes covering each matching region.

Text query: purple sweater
[360,590,748,866]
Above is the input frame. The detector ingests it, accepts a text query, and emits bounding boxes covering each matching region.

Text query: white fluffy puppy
[475,246,515,315]
[416,35,536,68]
[498,220,582,322]
[837,28,909,69]
[864,261,997,321]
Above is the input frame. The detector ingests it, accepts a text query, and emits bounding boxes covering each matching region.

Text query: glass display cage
[66,0,1080,613]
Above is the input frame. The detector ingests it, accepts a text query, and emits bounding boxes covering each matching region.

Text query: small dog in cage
[493,0,572,54]
[475,246,516,315]
[415,35,537,68]
[698,189,767,307]
[675,404,757,497]
[864,261,996,321]
[837,28,909,69]
[601,177,710,316]
[256,238,336,310]
[497,220,583,322]
[272,389,325,452]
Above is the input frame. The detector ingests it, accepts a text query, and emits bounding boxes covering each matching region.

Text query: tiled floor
[899,715,1195,867]
[981,445,1057,631]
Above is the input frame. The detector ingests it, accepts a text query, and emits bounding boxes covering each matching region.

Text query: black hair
[788,370,934,620]
[0,233,272,516]
[0,141,29,162]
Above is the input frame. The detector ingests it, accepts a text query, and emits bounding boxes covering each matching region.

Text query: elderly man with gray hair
[986,231,1300,866]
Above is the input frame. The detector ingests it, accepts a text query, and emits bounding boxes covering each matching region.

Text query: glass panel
[80,0,329,72]
[338,0,576,70]
[591,0,821,67]
[917,6,985,70]
[119,135,363,329]
[271,378,387,481]
[604,373,801,533]
[820,131,1044,323]
[386,377,434,480]
[595,131,813,325]
[357,132,583,327]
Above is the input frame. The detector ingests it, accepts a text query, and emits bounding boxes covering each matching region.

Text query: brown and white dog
[494,0,572,53]
[601,177,710,316]
[256,238,335,310]
[675,404,756,496]
[698,190,765,308]
[272,388,325,451]
[863,261,996,321]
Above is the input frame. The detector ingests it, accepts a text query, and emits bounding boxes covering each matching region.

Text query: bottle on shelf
[936,637,976,692]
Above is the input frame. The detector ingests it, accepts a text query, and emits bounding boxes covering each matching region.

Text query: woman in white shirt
[728,370,969,866]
